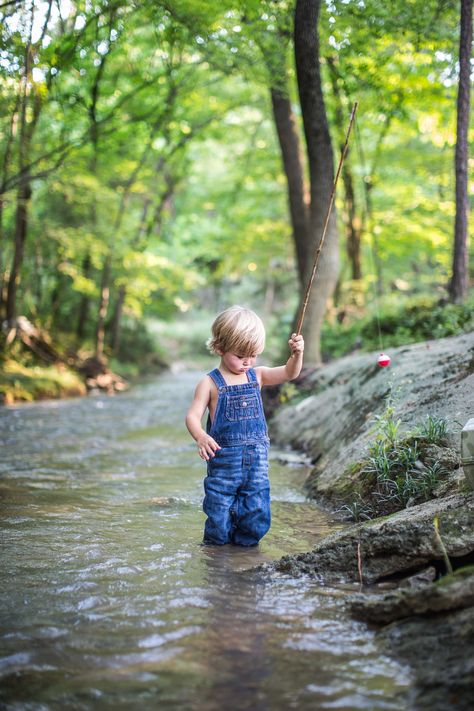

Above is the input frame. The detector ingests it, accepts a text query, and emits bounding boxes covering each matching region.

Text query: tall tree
[5,4,43,325]
[267,0,338,362]
[449,0,472,302]
[291,0,339,362]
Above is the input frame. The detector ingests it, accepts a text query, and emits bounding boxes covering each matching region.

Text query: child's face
[220,351,258,375]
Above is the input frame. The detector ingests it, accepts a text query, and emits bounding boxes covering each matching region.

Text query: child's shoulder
[195,373,217,392]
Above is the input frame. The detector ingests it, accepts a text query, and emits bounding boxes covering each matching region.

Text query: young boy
[185,305,304,546]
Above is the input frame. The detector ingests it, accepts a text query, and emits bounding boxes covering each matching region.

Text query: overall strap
[247,368,259,386]
[207,368,227,390]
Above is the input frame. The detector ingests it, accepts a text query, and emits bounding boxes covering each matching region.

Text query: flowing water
[0,372,414,709]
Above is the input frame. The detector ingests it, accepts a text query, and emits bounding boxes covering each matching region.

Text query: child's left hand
[288,333,304,354]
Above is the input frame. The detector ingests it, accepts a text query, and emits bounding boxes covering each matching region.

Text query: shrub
[322,293,474,360]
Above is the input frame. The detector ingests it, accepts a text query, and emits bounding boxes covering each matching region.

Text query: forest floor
[0,317,167,405]
[265,330,474,710]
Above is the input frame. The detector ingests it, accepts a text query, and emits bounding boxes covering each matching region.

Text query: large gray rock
[349,568,474,624]
[270,332,474,500]
[379,606,474,711]
[269,493,474,584]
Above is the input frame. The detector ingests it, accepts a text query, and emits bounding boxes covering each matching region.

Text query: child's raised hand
[288,333,304,355]
[196,433,221,461]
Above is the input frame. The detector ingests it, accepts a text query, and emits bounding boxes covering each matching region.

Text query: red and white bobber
[377,352,391,367]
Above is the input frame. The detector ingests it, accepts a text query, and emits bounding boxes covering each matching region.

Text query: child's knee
[234,504,271,545]
[203,496,234,544]
[249,510,271,539]
[203,518,232,545]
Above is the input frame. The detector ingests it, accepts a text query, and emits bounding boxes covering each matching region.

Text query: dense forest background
[0,0,472,398]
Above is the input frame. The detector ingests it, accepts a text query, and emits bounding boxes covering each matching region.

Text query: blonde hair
[207,306,265,356]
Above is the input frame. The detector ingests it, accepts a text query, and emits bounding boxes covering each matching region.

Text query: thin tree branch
[0,0,22,11]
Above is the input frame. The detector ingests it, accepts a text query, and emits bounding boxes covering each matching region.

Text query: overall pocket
[225,394,259,421]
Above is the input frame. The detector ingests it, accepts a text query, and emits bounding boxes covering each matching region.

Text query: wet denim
[203,368,271,546]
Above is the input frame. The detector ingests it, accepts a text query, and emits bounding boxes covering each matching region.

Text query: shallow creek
[1,372,414,709]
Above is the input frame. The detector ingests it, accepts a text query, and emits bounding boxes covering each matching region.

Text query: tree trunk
[342,169,362,281]
[4,6,50,327]
[50,256,69,328]
[95,253,112,360]
[110,283,126,354]
[5,33,33,327]
[449,0,472,302]
[270,86,310,287]
[0,96,21,321]
[77,254,92,339]
[294,0,339,363]
[5,178,31,325]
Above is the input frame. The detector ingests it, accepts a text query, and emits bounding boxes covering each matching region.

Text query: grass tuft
[338,393,455,522]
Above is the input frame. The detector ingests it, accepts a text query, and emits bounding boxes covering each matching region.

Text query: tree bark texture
[5,5,51,326]
[5,37,35,326]
[449,0,472,302]
[5,179,31,324]
[95,253,112,361]
[293,0,339,362]
[270,87,310,287]
[77,254,92,339]
[110,284,126,355]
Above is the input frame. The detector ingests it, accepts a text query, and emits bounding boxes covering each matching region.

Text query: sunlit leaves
[0,0,469,347]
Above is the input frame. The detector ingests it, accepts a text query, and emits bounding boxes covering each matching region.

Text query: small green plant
[341,393,454,521]
[395,441,419,470]
[371,389,401,446]
[416,415,449,444]
[337,494,374,522]
[420,461,449,492]
[365,449,394,481]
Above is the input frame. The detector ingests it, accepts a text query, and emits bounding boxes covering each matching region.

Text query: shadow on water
[0,372,414,709]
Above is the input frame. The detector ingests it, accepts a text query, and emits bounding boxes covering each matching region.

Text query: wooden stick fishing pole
[295,101,359,336]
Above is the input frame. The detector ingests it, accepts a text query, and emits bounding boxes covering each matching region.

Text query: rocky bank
[267,331,474,710]
[271,331,474,502]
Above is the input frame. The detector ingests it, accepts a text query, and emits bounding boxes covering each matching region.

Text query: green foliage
[339,394,454,522]
[337,493,375,523]
[416,414,450,444]
[371,392,401,446]
[0,0,471,389]
[322,294,474,359]
[113,319,168,371]
[278,381,299,404]
[0,360,86,404]
[362,296,474,344]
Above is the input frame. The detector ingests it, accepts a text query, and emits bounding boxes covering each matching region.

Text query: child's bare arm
[185,377,221,460]
[256,334,304,387]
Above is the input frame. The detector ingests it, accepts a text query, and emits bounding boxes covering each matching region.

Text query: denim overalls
[203,367,271,546]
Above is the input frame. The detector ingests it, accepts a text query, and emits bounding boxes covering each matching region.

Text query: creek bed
[0,372,413,709]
